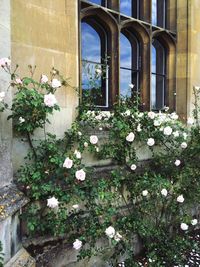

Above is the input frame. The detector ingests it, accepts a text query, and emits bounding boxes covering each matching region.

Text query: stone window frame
[79,0,177,111]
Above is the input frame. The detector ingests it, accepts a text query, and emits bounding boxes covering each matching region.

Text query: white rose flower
[187,117,194,125]
[63,157,73,169]
[163,126,173,136]
[142,190,148,197]
[75,169,86,181]
[161,189,168,197]
[44,93,57,107]
[131,164,137,171]
[78,131,82,136]
[47,196,59,209]
[129,83,134,89]
[194,86,200,91]
[51,78,61,88]
[147,138,155,147]
[126,132,135,142]
[0,91,5,102]
[95,114,102,120]
[174,159,181,166]
[171,113,179,120]
[148,111,156,119]
[19,117,25,124]
[41,74,48,83]
[154,120,161,126]
[191,219,198,226]
[72,204,79,209]
[95,68,102,75]
[177,195,184,203]
[137,124,142,132]
[124,110,131,116]
[90,135,98,145]
[0,57,11,67]
[84,142,88,148]
[114,232,122,242]
[74,150,81,159]
[73,239,82,250]
[15,78,23,84]
[181,142,187,149]
[138,112,144,118]
[180,223,188,231]
[173,131,179,138]
[105,226,115,238]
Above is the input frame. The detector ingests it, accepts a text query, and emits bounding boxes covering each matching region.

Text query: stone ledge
[4,247,35,267]
[0,184,29,222]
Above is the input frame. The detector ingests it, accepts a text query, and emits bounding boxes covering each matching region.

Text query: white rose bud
[126,132,135,142]
[73,239,82,250]
[105,226,115,238]
[181,142,187,149]
[174,159,181,166]
[173,131,179,138]
[129,83,134,89]
[142,190,148,197]
[114,232,122,242]
[72,204,79,210]
[130,164,137,171]
[161,189,168,197]
[177,195,184,203]
[41,74,48,83]
[19,117,25,124]
[47,196,59,209]
[191,219,198,226]
[84,142,88,148]
[180,223,188,231]
[147,138,155,147]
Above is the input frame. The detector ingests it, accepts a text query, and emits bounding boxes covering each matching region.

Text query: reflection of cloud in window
[120,34,131,68]
[120,0,132,16]
[152,0,157,25]
[120,69,132,97]
[81,23,101,63]
[151,75,156,108]
[151,45,156,73]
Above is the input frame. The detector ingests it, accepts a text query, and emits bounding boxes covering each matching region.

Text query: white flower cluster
[0,92,5,102]
[105,226,122,242]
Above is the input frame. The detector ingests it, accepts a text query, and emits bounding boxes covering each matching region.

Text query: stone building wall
[11,0,79,172]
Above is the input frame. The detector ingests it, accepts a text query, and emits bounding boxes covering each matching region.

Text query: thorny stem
[27,132,37,159]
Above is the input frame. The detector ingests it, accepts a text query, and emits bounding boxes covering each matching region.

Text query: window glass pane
[120,69,132,97]
[152,40,165,74]
[89,0,102,5]
[151,74,156,109]
[120,34,131,69]
[120,0,132,17]
[152,0,157,25]
[152,45,156,73]
[81,22,101,63]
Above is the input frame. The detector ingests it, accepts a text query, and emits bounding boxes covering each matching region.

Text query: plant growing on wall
[0,58,200,266]
[0,241,4,267]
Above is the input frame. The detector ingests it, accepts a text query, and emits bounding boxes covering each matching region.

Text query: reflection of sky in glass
[120,33,132,96]
[120,34,131,68]
[151,74,156,109]
[120,69,132,97]
[152,0,157,25]
[152,45,156,73]
[82,62,102,90]
[120,0,132,17]
[89,0,101,5]
[81,22,101,63]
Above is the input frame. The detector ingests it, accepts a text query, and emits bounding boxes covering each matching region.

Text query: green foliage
[0,241,4,267]
[1,63,200,266]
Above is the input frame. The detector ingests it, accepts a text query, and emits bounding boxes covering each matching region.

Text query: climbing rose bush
[0,59,200,266]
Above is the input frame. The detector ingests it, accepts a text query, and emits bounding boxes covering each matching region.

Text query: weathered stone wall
[0,0,12,187]
[11,0,79,172]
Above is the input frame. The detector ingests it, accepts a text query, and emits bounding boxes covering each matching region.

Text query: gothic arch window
[120,0,140,19]
[120,31,140,97]
[81,20,108,107]
[152,0,166,28]
[151,39,166,110]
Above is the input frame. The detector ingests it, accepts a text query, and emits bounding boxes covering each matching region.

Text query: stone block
[4,247,35,267]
